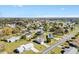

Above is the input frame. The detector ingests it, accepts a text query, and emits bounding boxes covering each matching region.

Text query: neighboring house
[25,33,32,39]
[6,36,21,42]
[39,26,44,30]
[35,38,44,44]
[7,24,16,28]
[36,29,44,35]
[21,30,29,34]
[14,45,25,53]
[47,34,54,39]
[73,39,79,47]
[29,30,35,33]
[63,47,78,54]
[53,28,64,35]
[23,43,34,51]
[14,43,34,53]
[21,32,33,40]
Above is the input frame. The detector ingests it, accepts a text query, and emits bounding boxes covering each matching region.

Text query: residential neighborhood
[0,18,79,54]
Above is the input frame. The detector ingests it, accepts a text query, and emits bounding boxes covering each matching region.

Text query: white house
[26,34,32,38]
[15,45,25,53]
[36,29,44,35]
[7,36,21,42]
[14,43,34,53]
[23,43,34,51]
[7,24,16,28]
[25,33,32,39]
[63,47,78,54]
[39,26,44,30]
[36,38,44,44]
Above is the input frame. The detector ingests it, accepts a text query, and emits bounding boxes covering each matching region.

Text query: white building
[15,45,25,53]
[35,29,44,35]
[14,43,34,53]
[36,38,44,44]
[25,33,32,39]
[63,47,78,54]
[23,43,34,51]
[7,24,16,28]
[7,36,21,42]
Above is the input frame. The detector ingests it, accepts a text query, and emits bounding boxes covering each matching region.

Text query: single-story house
[36,29,44,35]
[47,34,54,39]
[14,45,25,53]
[7,24,16,28]
[33,38,44,44]
[73,39,79,47]
[14,43,34,53]
[23,43,34,51]
[39,26,44,30]
[26,34,32,38]
[63,47,78,54]
[7,36,21,42]
[25,33,32,39]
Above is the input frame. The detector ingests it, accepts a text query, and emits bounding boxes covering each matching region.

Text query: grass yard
[33,42,46,52]
[46,39,58,45]
[48,47,62,54]
[60,42,69,47]
[0,39,29,54]
[22,50,34,54]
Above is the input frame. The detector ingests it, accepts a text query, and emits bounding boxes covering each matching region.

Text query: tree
[59,22,63,27]
[64,29,69,34]
[21,35,26,40]
[2,27,13,35]
[46,35,51,43]
[43,23,49,31]
[12,26,21,34]
[70,27,74,31]
[32,24,38,30]
[53,22,57,27]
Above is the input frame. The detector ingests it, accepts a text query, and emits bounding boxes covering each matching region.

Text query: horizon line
[0,16,79,18]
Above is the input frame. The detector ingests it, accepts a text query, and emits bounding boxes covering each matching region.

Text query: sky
[0,5,79,17]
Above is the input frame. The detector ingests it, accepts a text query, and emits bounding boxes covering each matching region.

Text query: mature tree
[43,22,49,31]
[59,22,63,27]
[2,27,13,35]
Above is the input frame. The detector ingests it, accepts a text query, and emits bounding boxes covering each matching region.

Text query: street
[42,27,79,54]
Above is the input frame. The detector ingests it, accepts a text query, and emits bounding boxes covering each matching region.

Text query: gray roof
[15,43,34,53]
[64,47,78,54]
[7,36,21,42]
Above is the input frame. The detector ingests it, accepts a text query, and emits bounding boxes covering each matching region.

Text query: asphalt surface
[42,28,78,54]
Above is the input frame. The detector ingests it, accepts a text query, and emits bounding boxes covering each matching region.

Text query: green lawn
[33,42,46,51]
[48,47,62,54]
[22,50,34,54]
[0,39,29,54]
[0,25,78,54]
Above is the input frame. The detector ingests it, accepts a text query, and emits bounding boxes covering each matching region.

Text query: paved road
[42,28,79,54]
